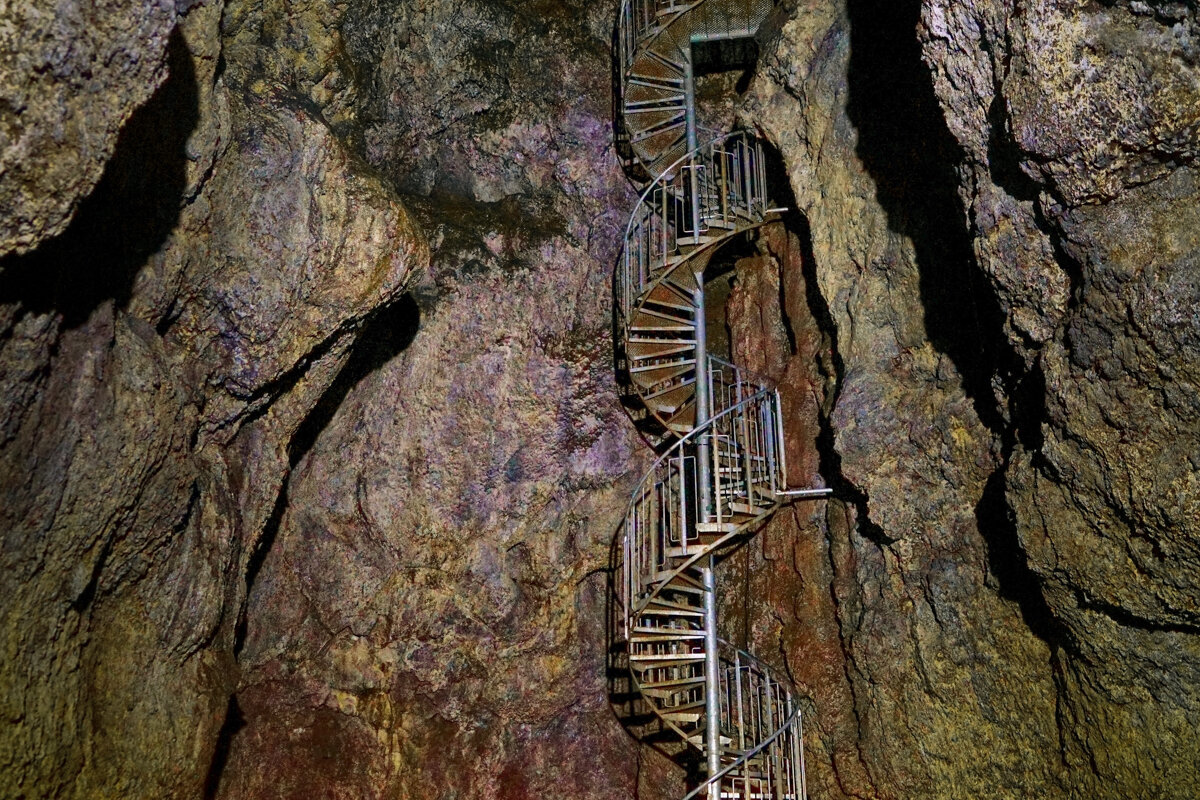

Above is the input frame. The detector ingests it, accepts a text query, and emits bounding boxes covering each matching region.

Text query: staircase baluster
[612,2,830,797]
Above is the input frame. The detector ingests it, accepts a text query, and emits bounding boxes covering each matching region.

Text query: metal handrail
[617,131,774,328]
[616,0,777,105]
[619,382,782,628]
[616,386,793,779]
[617,0,695,79]
[610,1,808,797]
[618,384,785,756]
[680,640,806,800]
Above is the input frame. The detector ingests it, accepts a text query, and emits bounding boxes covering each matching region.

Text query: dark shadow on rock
[986,95,1042,204]
[0,29,200,330]
[976,363,1066,646]
[844,0,1009,434]
[763,141,895,545]
[203,694,245,800]
[233,292,422,658]
[975,458,1069,649]
[792,210,895,546]
[287,292,422,467]
[843,1,1064,644]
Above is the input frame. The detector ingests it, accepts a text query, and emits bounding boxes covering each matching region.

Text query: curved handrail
[610,1,807,798]
[616,0,695,92]
[616,0,778,177]
[618,129,770,255]
[616,131,774,326]
[681,640,806,800]
[619,383,778,627]
[615,0,777,112]
[618,390,783,756]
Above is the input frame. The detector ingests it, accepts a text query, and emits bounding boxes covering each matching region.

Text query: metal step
[632,304,695,326]
[631,360,695,389]
[628,340,695,360]
[624,93,687,111]
[629,356,696,373]
[696,521,740,534]
[626,74,687,90]
[615,0,809,789]
[630,629,706,643]
[629,653,705,669]
[642,674,706,693]
[642,597,704,615]
[629,114,686,144]
[644,281,696,312]
[641,377,696,409]
[666,398,697,433]
[629,322,694,334]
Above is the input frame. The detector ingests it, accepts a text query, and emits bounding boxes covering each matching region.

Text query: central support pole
[685,44,721,800]
[695,277,720,796]
[702,556,722,798]
[685,49,710,526]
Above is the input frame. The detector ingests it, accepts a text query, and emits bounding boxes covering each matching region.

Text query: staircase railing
[620,377,783,635]
[687,640,807,800]
[610,0,816,798]
[617,131,774,326]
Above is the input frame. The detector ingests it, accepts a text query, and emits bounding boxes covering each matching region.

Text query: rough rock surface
[0,0,423,796]
[207,0,675,797]
[734,0,1200,797]
[1,0,1198,798]
[919,1,1200,794]
[0,0,177,257]
[739,4,1065,796]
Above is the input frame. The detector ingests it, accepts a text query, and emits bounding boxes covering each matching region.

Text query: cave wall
[740,3,1065,797]
[920,1,1200,792]
[1,0,1197,798]
[738,0,1200,797]
[209,0,672,796]
[1,1,424,796]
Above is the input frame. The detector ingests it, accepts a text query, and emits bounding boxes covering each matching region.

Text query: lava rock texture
[739,0,1200,797]
[0,0,1197,798]
[1,1,423,796]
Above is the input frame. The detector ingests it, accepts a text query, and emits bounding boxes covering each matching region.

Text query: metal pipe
[776,488,832,499]
[702,558,721,798]
[737,396,754,507]
[797,709,807,800]
[773,389,788,487]
[693,284,712,523]
[679,454,689,552]
[683,50,702,234]
[614,4,813,792]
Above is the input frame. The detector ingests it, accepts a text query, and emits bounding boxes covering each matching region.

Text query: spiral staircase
[610,1,828,799]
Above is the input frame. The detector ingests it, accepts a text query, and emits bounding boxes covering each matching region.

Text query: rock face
[0,0,1197,798]
[0,0,423,796]
[741,4,1065,796]
[209,1,680,796]
[735,0,1200,797]
[919,1,1200,794]
[0,0,178,257]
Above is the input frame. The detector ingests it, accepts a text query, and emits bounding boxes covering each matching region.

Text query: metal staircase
[611,1,827,798]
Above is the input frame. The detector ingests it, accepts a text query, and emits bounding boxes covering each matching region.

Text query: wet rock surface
[0,0,1197,798]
